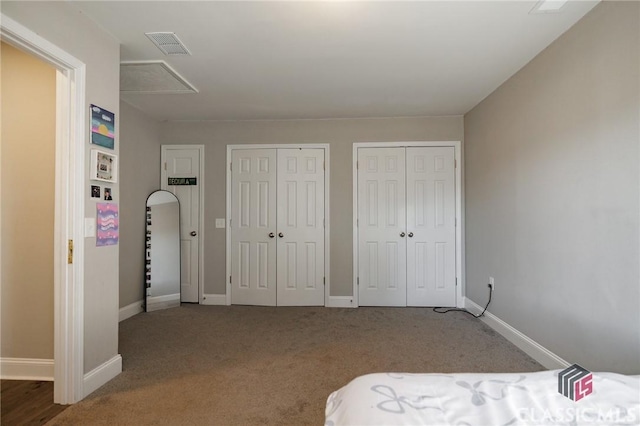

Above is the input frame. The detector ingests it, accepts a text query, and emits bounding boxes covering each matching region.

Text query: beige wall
[464,1,639,374]
[160,116,463,297]
[1,42,56,360]
[119,101,161,308]
[3,1,121,375]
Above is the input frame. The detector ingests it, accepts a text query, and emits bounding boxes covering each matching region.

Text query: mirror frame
[145,190,181,312]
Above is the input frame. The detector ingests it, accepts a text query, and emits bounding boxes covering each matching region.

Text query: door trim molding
[352,141,464,308]
[226,144,331,306]
[161,144,205,304]
[1,13,87,404]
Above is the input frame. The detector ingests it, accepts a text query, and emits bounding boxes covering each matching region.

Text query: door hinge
[323,277,326,285]
[357,277,359,286]
[230,162,232,171]
[164,162,167,171]
[454,159,457,168]
[230,275,232,284]
[67,239,73,264]
[356,161,359,169]
[323,161,325,171]
[456,278,458,286]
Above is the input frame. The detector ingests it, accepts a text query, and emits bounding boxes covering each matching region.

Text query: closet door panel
[406,147,456,307]
[357,148,407,306]
[231,149,277,306]
[276,149,325,306]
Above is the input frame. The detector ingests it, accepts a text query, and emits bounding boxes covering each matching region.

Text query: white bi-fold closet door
[230,148,325,306]
[357,147,456,307]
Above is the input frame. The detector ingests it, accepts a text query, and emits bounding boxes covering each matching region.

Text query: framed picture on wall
[90,149,118,183]
[90,104,115,150]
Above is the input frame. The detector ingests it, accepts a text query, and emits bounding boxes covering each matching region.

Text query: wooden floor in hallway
[1,380,68,425]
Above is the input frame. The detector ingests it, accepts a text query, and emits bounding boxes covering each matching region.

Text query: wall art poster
[91,104,115,150]
[96,203,119,247]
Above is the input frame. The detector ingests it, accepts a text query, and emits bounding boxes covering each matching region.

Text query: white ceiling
[73,1,599,121]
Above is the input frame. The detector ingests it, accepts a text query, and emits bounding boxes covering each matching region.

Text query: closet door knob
[408,232,414,238]
[400,232,406,237]
[190,231,197,237]
[269,232,275,238]
[278,232,284,238]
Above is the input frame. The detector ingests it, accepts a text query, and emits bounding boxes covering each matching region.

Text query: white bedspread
[325,370,640,425]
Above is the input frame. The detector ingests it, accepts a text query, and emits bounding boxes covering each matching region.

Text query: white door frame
[1,15,86,403]
[160,145,206,304]
[353,142,464,308]
[226,144,331,306]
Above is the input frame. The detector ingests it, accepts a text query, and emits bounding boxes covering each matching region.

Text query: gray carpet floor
[49,305,543,425]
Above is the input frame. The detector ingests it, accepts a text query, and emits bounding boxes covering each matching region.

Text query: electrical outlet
[489,277,495,290]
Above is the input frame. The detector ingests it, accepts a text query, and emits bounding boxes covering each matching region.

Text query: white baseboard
[464,297,570,370]
[83,354,122,398]
[201,294,356,307]
[0,357,54,381]
[119,299,144,322]
[326,296,356,308]
[202,294,227,305]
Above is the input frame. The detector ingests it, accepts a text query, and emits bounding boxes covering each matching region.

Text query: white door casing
[276,149,325,306]
[161,146,202,303]
[357,148,407,307]
[406,147,456,307]
[230,149,277,306]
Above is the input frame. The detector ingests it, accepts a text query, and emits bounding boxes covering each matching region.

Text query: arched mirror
[145,190,180,312]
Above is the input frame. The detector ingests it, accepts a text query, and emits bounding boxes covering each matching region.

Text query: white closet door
[406,147,456,307]
[276,149,325,306]
[231,149,277,306]
[357,148,407,306]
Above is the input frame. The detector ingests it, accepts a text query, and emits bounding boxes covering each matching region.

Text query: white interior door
[406,147,456,307]
[276,149,325,306]
[162,147,201,303]
[231,149,277,306]
[357,148,407,306]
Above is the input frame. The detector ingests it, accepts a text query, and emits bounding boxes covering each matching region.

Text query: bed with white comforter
[325,370,639,425]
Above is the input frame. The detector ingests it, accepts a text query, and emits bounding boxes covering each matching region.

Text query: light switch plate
[215,218,225,228]
[85,218,96,237]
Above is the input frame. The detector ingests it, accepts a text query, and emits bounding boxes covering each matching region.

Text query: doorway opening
[1,15,86,404]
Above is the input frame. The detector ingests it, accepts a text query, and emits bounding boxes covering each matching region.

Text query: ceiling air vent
[120,61,198,94]
[145,32,191,56]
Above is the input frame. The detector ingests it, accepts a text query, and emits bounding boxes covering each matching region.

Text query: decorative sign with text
[168,177,197,186]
